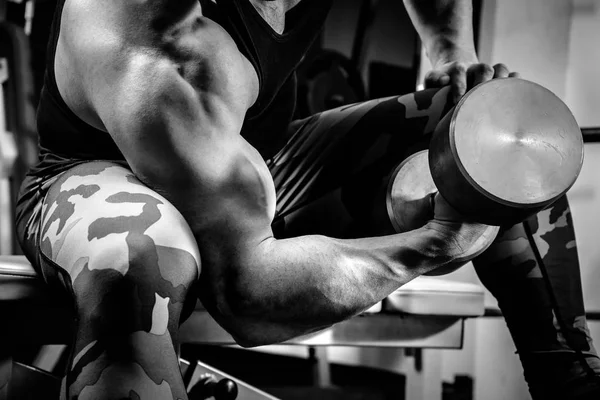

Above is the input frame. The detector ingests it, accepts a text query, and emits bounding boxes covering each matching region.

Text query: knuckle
[453,62,467,73]
[481,64,495,75]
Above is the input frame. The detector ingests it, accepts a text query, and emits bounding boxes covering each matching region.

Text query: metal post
[0,58,17,256]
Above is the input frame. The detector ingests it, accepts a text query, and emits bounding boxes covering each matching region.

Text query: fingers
[464,63,519,98]
[467,63,495,90]
[493,63,520,78]
[449,63,467,104]
[425,61,519,105]
[493,63,510,79]
[433,192,468,223]
[424,70,450,88]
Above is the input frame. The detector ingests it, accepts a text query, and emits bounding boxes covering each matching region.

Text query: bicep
[93,60,276,249]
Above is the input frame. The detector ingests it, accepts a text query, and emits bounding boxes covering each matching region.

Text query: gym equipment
[297,49,366,116]
[189,376,238,400]
[1,252,487,400]
[0,8,39,255]
[387,150,501,277]
[0,4,553,400]
[387,78,584,232]
[183,360,274,400]
[581,127,600,143]
[296,0,425,117]
[296,0,380,117]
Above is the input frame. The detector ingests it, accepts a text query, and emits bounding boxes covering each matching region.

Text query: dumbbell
[386,78,583,273]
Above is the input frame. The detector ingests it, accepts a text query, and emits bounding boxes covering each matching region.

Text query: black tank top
[31,0,332,176]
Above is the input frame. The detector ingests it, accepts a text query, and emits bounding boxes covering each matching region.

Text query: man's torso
[55,0,303,132]
[34,0,331,171]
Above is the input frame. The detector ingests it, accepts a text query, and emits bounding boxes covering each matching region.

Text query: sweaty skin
[58,0,491,347]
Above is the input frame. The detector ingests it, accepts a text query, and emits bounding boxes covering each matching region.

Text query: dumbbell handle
[386,150,501,276]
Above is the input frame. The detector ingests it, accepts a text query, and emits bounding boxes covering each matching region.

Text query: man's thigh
[19,161,201,324]
[269,87,453,239]
[38,161,200,278]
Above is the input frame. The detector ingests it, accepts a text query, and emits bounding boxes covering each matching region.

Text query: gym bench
[0,255,485,400]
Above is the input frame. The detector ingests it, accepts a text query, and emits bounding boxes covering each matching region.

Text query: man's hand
[432,192,468,223]
[424,192,499,275]
[403,0,520,103]
[425,60,521,104]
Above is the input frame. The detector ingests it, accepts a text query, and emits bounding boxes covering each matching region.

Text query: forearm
[404,0,477,65]
[201,221,474,347]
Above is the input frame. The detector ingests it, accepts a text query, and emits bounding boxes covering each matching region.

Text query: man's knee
[72,230,199,335]
[37,161,200,328]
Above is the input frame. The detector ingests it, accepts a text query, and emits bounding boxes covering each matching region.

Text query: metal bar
[350,0,379,73]
[31,345,68,374]
[485,308,600,321]
[582,127,600,143]
[587,312,600,321]
[0,58,14,256]
[405,349,443,400]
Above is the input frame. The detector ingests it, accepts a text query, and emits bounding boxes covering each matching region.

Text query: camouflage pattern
[14,85,600,399]
[473,195,600,396]
[474,196,595,355]
[17,161,200,400]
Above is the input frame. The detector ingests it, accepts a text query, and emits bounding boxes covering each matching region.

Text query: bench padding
[0,255,43,302]
[384,276,484,317]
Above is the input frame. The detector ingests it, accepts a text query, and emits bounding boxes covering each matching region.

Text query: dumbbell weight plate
[430,78,584,226]
[386,150,500,275]
[386,150,436,233]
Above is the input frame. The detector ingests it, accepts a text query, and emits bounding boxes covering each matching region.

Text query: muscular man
[14,0,600,399]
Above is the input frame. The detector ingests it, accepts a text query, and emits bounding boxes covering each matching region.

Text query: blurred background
[1,0,600,399]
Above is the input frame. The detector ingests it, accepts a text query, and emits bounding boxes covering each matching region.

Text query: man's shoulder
[57,0,256,133]
[61,0,240,70]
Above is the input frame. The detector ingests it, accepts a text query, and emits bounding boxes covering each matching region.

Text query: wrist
[407,222,463,266]
[424,219,498,261]
[426,35,478,68]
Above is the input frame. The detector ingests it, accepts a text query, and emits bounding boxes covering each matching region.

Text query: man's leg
[269,87,454,238]
[473,196,600,399]
[270,88,600,398]
[18,162,200,400]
